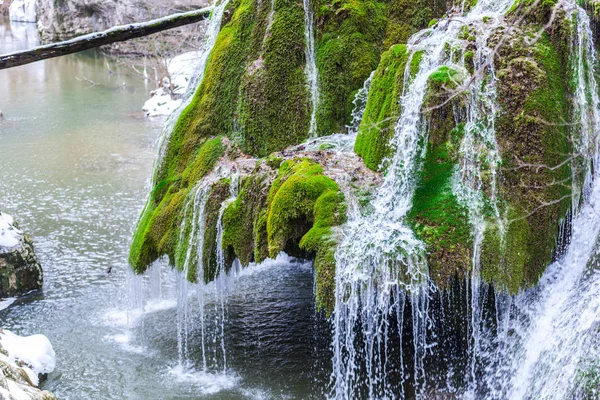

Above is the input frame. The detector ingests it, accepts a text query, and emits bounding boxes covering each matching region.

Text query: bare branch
[0,7,213,70]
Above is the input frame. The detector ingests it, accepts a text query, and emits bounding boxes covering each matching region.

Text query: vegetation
[130,0,582,307]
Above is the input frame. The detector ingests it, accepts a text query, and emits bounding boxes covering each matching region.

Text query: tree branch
[0,6,213,70]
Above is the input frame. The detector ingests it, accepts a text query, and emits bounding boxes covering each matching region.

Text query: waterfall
[211,172,239,371]
[347,71,374,137]
[478,6,600,399]
[174,167,240,372]
[303,0,319,137]
[331,0,514,397]
[176,181,212,367]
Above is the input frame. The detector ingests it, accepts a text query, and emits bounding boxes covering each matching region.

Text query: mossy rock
[201,179,236,283]
[237,0,311,156]
[355,45,423,171]
[266,158,346,311]
[384,0,447,47]
[222,174,271,266]
[157,0,257,182]
[506,0,560,25]
[129,137,225,273]
[313,0,387,136]
[481,26,573,292]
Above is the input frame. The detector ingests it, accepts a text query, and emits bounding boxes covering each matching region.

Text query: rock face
[0,330,57,400]
[35,0,145,42]
[0,213,43,299]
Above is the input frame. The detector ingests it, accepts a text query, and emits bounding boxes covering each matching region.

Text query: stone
[0,212,43,299]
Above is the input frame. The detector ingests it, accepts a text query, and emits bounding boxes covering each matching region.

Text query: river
[0,17,330,399]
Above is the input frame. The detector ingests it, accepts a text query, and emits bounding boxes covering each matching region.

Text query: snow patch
[8,0,36,23]
[0,212,23,252]
[142,52,202,117]
[0,330,56,386]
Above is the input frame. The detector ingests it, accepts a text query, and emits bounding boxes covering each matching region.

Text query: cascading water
[331,0,514,397]
[304,72,374,153]
[210,172,240,371]
[347,71,374,137]
[176,181,212,367]
[303,0,320,137]
[477,5,600,399]
[173,166,239,372]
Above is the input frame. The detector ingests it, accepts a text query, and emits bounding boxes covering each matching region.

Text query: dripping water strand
[212,171,239,371]
[303,0,319,137]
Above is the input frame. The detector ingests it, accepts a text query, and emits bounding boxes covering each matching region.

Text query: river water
[0,18,330,399]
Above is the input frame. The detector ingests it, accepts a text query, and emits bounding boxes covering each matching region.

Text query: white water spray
[480,6,600,399]
[331,0,513,397]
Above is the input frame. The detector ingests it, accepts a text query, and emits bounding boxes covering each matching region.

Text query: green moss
[157,0,257,181]
[483,28,573,291]
[265,155,283,170]
[575,359,600,399]
[506,0,559,24]
[222,174,270,266]
[355,44,414,171]
[384,0,445,47]
[464,50,475,74]
[182,137,226,185]
[129,138,225,274]
[237,0,311,156]
[253,209,270,263]
[313,0,387,135]
[408,127,473,287]
[267,160,342,254]
[199,179,234,283]
[427,65,462,91]
[266,159,346,312]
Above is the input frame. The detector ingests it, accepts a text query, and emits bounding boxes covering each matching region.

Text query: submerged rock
[0,212,43,299]
[0,330,57,400]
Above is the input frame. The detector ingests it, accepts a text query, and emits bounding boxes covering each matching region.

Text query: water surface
[0,18,329,399]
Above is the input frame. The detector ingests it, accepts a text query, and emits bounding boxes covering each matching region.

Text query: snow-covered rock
[142,51,201,117]
[0,212,43,299]
[0,214,20,251]
[0,329,57,400]
[9,0,36,23]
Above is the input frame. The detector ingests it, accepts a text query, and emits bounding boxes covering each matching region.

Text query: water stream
[0,17,331,399]
[303,0,319,137]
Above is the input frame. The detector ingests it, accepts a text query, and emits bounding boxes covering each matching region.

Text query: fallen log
[0,6,213,70]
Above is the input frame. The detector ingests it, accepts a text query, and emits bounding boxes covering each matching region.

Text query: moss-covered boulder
[480,22,573,293]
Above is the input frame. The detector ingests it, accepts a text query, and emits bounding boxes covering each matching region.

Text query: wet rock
[0,212,43,299]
